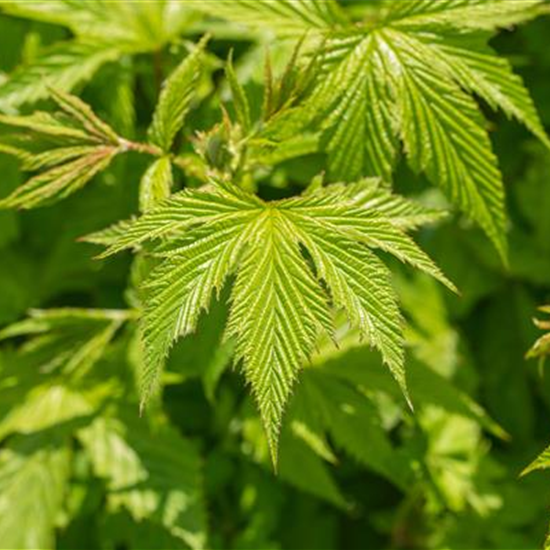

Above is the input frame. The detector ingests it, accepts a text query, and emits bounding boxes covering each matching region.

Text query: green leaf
[0,436,70,550]
[0,308,131,376]
[190,0,346,33]
[148,39,206,152]
[0,384,94,441]
[278,429,347,509]
[0,1,191,52]
[384,0,544,30]
[294,369,414,489]
[139,156,174,213]
[0,41,120,111]
[226,51,251,133]
[91,179,452,463]
[0,90,122,208]
[330,179,448,230]
[319,347,505,440]
[414,32,550,149]
[220,0,547,259]
[526,306,550,366]
[384,30,508,259]
[79,411,207,550]
[523,443,550,477]
[308,28,514,259]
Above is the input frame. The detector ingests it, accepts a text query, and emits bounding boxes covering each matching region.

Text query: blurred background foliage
[0,1,550,549]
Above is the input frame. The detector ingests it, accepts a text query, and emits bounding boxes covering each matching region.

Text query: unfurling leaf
[526,306,550,370]
[139,156,174,213]
[148,38,207,152]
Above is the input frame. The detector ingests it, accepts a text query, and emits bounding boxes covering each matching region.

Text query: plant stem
[118,137,164,157]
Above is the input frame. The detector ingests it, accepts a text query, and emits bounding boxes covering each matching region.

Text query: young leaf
[139,156,174,213]
[523,442,550,477]
[0,89,123,208]
[526,305,550,368]
[89,179,453,463]
[148,38,206,152]
[226,51,251,133]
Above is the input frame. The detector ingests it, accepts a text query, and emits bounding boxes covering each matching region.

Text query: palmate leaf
[208,0,549,260]
[88,178,454,462]
[0,89,123,208]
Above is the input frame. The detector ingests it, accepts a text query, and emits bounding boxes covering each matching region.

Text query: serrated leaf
[0,147,118,208]
[384,29,508,259]
[219,0,548,259]
[308,28,513,258]
[226,51,251,133]
[293,369,414,489]
[140,156,174,213]
[523,444,550,477]
[91,180,453,463]
[189,0,347,34]
[84,183,259,256]
[0,90,123,208]
[414,32,550,149]
[330,179,448,230]
[384,0,544,31]
[148,39,206,152]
